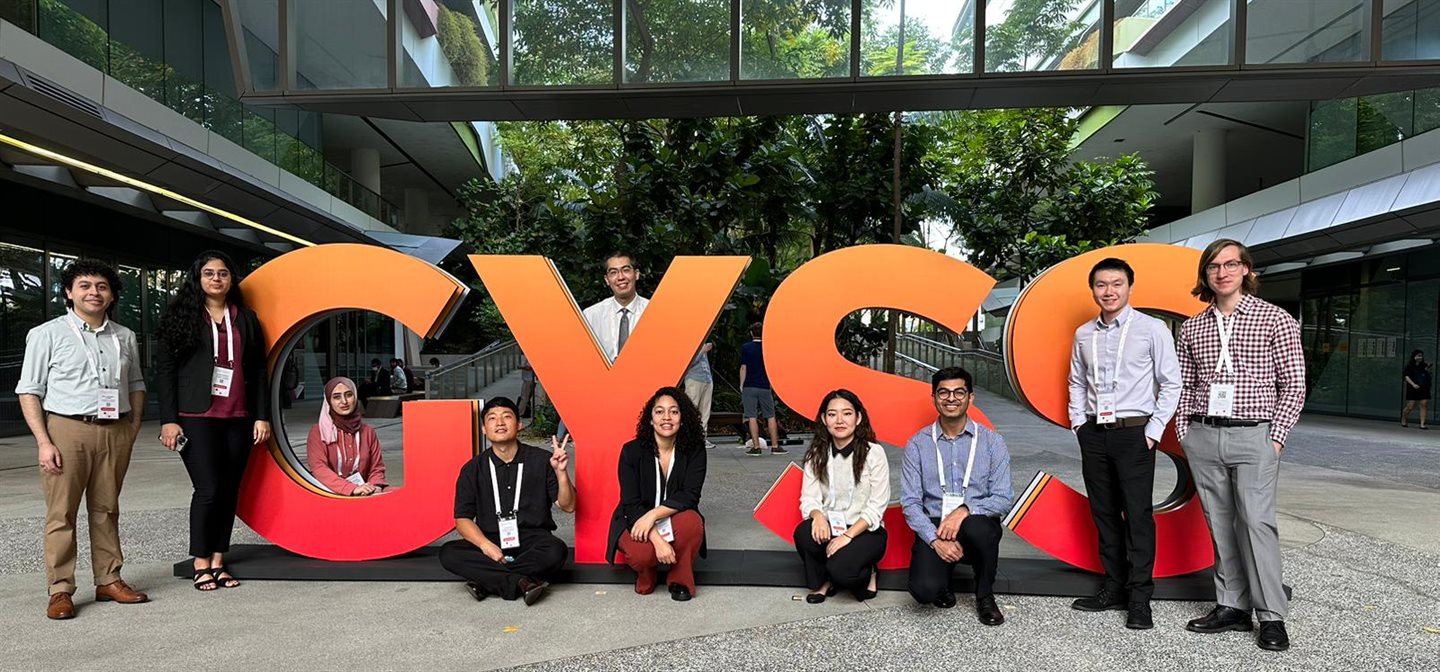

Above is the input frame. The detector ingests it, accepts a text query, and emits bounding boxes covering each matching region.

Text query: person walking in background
[740,323,784,456]
[1402,349,1431,429]
[683,342,715,449]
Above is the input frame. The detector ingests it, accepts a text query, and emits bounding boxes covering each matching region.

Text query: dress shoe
[669,583,692,602]
[518,577,548,606]
[46,593,75,620]
[1126,602,1154,630]
[1258,621,1290,651]
[1186,605,1254,633]
[464,582,487,601]
[1071,588,1127,612]
[975,596,1005,626]
[933,591,957,609]
[95,579,148,604]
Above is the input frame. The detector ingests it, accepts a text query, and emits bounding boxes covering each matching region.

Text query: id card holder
[941,493,965,518]
[1207,383,1236,417]
[96,388,121,420]
[826,510,849,537]
[211,367,234,397]
[1096,392,1117,424]
[655,516,675,542]
[345,472,366,486]
[498,515,521,549]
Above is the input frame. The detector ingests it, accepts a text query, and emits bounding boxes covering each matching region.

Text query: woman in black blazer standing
[608,386,707,601]
[155,251,271,591]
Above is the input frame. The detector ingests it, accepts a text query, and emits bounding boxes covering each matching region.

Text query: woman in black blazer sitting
[155,251,272,591]
[608,386,708,601]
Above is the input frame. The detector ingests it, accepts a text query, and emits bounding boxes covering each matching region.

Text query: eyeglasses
[605,265,635,278]
[935,388,971,400]
[1204,260,1245,275]
[201,269,232,279]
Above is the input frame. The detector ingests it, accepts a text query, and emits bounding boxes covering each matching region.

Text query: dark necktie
[617,307,630,353]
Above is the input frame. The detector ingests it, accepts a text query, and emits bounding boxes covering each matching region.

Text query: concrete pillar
[404,188,431,234]
[351,148,381,195]
[1191,129,1227,214]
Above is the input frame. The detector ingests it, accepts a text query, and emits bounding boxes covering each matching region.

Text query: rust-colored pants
[617,509,704,595]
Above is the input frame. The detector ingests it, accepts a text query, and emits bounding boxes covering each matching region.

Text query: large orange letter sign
[470,256,748,563]
[756,245,996,568]
[237,244,476,561]
[1003,243,1214,577]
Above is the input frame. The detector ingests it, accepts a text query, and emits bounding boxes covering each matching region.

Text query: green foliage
[984,0,1083,72]
[436,4,493,86]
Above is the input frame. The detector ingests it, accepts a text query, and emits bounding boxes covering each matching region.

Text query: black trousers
[907,515,1003,603]
[1078,421,1156,601]
[178,417,253,558]
[439,530,568,600]
[792,520,887,598]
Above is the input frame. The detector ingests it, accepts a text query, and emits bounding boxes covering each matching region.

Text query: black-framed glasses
[1204,260,1245,275]
[935,388,971,400]
[605,265,636,277]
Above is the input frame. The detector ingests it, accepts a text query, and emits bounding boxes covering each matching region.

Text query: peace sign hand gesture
[549,434,571,473]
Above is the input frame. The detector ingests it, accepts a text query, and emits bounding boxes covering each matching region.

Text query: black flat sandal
[192,568,218,591]
[211,565,241,588]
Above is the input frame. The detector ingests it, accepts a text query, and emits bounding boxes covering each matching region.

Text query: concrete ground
[1,373,1438,671]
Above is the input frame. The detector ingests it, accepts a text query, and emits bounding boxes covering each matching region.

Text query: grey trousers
[1182,422,1288,621]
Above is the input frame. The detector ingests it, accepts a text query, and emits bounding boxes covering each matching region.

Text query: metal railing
[425,340,523,400]
[889,333,1016,401]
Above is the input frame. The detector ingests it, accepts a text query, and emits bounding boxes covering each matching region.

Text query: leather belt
[1188,415,1267,428]
[53,412,129,426]
[1087,415,1150,430]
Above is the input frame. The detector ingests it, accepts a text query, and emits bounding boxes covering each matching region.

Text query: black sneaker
[1126,602,1154,630]
[1071,588,1127,612]
[745,447,763,456]
[464,582,486,601]
[770,448,789,455]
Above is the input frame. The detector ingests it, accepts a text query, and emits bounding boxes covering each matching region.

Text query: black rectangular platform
[175,545,1219,600]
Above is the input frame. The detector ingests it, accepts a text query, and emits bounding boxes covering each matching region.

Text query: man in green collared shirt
[16,260,149,620]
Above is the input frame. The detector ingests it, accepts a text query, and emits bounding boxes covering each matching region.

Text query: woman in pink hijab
[306,377,388,495]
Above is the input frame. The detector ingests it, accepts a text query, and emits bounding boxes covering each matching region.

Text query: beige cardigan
[798,441,890,529]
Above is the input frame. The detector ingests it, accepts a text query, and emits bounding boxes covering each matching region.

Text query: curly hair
[60,259,122,317]
[633,386,706,458]
[802,389,877,487]
[157,250,246,355]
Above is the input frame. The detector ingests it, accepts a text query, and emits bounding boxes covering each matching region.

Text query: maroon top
[180,305,249,419]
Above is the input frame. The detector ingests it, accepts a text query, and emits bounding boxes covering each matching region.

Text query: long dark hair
[803,389,877,487]
[1409,350,1427,370]
[633,386,706,458]
[158,250,245,355]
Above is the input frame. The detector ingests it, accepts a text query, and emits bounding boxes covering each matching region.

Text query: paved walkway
[0,384,1437,670]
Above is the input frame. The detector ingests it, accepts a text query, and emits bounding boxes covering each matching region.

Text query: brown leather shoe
[47,593,76,620]
[95,579,148,604]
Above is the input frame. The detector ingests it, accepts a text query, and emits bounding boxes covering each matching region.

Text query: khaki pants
[683,378,713,429]
[40,415,136,595]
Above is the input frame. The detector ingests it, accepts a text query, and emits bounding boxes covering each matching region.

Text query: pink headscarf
[318,377,363,443]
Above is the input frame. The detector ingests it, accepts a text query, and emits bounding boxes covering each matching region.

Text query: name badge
[345,472,366,486]
[211,366,234,397]
[942,493,966,518]
[97,388,121,420]
[1207,383,1236,417]
[826,510,849,536]
[655,516,675,542]
[498,515,521,549]
[1096,392,1117,424]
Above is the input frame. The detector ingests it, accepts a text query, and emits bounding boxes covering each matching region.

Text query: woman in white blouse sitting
[793,389,891,603]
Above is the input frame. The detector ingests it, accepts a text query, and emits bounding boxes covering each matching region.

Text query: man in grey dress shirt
[901,366,1014,626]
[1066,257,1182,630]
[15,260,149,619]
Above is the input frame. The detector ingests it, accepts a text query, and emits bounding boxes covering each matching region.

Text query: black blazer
[154,305,271,424]
[606,439,707,564]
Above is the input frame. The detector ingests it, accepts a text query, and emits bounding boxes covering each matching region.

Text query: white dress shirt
[1066,305,1183,443]
[799,441,890,529]
[582,295,649,363]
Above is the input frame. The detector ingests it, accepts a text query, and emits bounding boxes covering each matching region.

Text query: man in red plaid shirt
[1175,239,1305,652]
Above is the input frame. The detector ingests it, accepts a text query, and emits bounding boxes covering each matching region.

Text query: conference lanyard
[210,308,234,366]
[654,449,676,508]
[63,314,120,387]
[488,458,524,518]
[932,422,978,496]
[1213,308,1235,377]
[1090,314,1133,393]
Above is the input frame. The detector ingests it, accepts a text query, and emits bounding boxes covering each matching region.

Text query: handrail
[425,340,523,400]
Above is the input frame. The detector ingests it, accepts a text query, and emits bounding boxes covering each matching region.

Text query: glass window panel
[741,0,851,79]
[1346,284,1408,417]
[47,252,77,318]
[512,0,614,85]
[236,0,281,90]
[1302,293,1351,413]
[1245,0,1370,65]
[624,0,729,83]
[862,0,974,77]
[1307,97,1358,172]
[0,243,45,435]
[0,0,37,33]
[108,0,165,99]
[984,0,1101,73]
[1405,278,1439,424]
[1114,0,1233,68]
[37,0,110,71]
[292,0,389,89]
[402,1,500,87]
[164,0,205,82]
[1357,91,1414,154]
[1382,0,1440,60]
[242,103,278,163]
[116,265,143,332]
[1416,87,1440,133]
